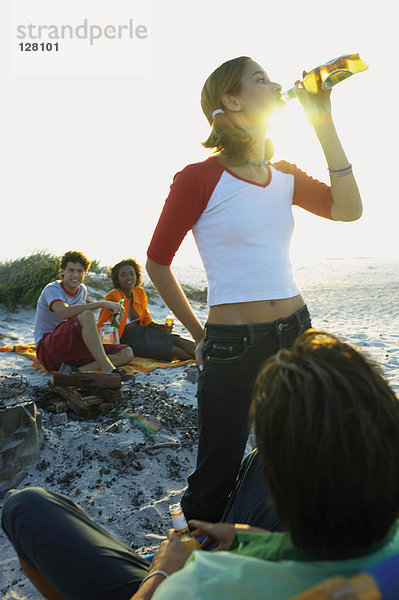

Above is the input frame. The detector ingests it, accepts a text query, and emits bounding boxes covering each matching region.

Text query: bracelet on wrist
[328,164,353,177]
[139,570,169,588]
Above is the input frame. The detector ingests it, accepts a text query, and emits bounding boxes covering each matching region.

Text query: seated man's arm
[130,530,190,600]
[189,521,270,551]
[51,300,124,320]
[129,523,269,599]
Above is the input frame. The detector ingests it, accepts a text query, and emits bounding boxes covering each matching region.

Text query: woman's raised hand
[295,72,333,128]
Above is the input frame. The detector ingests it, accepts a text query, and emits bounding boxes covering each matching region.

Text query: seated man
[34,250,133,373]
[2,330,399,599]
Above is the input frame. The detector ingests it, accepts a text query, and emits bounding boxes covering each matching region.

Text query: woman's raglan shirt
[147,157,333,306]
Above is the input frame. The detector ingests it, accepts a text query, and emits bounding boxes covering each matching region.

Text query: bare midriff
[207,294,305,325]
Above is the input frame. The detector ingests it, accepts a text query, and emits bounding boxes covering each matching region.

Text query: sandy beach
[1,257,399,599]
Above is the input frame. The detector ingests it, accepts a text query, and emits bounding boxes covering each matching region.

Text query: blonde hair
[201,56,274,162]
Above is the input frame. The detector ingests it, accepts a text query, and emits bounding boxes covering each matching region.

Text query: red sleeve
[273,160,334,220]
[147,159,223,265]
[49,299,65,311]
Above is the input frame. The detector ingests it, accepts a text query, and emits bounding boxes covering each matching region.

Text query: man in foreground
[2,329,399,599]
[34,250,133,374]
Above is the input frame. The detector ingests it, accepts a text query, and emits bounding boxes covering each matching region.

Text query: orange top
[97,287,153,339]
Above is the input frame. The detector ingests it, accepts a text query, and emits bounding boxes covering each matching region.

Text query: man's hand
[128,531,190,600]
[188,521,236,551]
[102,300,125,316]
[150,529,191,575]
[189,520,271,551]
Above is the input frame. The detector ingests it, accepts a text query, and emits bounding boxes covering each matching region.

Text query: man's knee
[77,310,96,327]
[2,488,46,537]
[120,346,134,362]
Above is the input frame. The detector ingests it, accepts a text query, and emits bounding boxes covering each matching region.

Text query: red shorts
[36,316,127,371]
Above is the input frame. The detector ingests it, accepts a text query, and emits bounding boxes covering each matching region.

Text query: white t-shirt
[147,157,333,306]
[34,280,87,345]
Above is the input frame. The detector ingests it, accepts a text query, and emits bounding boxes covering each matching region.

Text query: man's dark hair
[251,329,399,559]
[59,251,91,276]
[110,258,142,289]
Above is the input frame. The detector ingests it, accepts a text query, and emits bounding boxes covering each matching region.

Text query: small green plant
[0,252,59,309]
[89,259,109,274]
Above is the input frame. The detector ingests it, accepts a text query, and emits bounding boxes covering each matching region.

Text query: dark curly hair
[59,251,91,277]
[251,329,399,559]
[110,258,142,289]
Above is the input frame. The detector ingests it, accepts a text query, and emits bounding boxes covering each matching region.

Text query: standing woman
[146,56,362,523]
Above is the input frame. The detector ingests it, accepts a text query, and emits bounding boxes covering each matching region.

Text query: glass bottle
[165,313,174,330]
[102,323,116,344]
[111,299,124,328]
[284,53,368,100]
[169,502,201,551]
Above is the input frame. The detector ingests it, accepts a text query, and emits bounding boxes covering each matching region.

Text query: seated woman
[97,259,196,362]
[2,330,399,600]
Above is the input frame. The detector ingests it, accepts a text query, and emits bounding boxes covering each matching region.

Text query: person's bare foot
[58,363,79,374]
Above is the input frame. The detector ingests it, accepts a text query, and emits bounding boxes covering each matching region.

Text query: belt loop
[296,309,302,329]
[247,325,256,346]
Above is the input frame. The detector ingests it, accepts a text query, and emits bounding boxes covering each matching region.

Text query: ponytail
[202,111,254,159]
[201,56,274,162]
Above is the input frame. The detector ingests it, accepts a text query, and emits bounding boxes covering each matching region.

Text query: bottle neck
[178,528,192,539]
[170,510,189,533]
[282,87,298,101]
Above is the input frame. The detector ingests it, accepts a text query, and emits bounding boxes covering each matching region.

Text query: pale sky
[1,0,397,271]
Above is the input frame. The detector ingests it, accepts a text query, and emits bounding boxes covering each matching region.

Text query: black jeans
[181,305,311,523]
[2,487,150,600]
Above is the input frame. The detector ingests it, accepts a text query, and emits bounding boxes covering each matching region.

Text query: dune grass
[0,253,207,309]
[0,252,107,309]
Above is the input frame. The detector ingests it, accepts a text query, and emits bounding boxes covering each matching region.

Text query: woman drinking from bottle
[146,56,363,523]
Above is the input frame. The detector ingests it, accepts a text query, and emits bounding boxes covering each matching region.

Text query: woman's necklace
[219,154,269,168]
[244,158,268,167]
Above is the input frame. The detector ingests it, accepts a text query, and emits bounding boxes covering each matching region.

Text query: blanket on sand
[0,344,193,374]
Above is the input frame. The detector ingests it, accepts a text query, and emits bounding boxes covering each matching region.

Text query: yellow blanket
[0,344,193,374]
